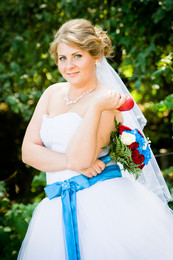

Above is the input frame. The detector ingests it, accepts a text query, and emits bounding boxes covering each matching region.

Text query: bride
[18,19,173,260]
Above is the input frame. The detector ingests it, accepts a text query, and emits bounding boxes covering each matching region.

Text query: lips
[67,72,79,77]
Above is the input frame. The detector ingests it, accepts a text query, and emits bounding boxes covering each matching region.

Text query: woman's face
[57,42,97,87]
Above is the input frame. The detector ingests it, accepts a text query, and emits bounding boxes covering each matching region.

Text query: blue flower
[143,146,151,164]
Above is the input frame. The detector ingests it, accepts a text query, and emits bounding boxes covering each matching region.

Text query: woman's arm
[21,84,68,172]
[66,91,126,171]
[22,87,125,173]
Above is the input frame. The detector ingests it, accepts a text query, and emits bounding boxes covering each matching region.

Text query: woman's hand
[78,159,106,178]
[93,90,127,112]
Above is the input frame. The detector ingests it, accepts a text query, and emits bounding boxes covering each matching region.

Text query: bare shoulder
[44,82,68,96]
[30,82,68,121]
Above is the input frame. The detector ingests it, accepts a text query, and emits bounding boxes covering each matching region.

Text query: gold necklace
[64,81,98,105]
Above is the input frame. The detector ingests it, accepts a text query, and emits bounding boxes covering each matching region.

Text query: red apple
[118,94,134,111]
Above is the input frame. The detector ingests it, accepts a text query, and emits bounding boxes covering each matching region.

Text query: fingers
[90,168,98,177]
[87,165,100,178]
[117,93,127,108]
[90,159,106,177]
[81,159,106,178]
[80,168,97,178]
[97,159,106,171]
[109,91,127,110]
[85,172,93,178]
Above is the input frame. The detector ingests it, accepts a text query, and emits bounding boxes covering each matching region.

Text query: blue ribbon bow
[44,159,121,260]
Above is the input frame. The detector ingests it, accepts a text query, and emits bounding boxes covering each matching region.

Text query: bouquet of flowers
[103,118,151,179]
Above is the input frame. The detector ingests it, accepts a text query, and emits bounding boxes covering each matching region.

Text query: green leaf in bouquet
[106,118,143,179]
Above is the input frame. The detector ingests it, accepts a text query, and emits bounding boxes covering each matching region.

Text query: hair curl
[49,19,112,65]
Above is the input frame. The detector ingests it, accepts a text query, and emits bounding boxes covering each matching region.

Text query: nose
[66,59,75,70]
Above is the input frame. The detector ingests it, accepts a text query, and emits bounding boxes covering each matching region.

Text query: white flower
[121,132,136,145]
[143,137,151,150]
[146,137,151,146]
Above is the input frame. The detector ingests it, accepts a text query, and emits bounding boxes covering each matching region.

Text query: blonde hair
[49,19,112,65]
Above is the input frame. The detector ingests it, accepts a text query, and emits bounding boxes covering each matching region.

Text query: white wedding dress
[18,112,173,260]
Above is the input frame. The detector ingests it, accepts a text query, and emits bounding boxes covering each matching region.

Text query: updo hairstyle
[49,19,112,65]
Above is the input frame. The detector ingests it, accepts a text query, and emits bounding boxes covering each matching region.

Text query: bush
[0,172,46,259]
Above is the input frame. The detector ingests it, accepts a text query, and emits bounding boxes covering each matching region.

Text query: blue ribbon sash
[44,162,121,260]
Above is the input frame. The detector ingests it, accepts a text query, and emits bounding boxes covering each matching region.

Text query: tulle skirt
[17,176,173,260]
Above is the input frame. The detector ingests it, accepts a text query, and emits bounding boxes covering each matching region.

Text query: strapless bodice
[40,112,108,184]
[40,112,83,154]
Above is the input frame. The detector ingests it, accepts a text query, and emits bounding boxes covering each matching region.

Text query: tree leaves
[152,94,173,112]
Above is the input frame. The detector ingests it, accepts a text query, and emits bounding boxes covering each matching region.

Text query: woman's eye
[74,54,82,59]
[59,57,66,61]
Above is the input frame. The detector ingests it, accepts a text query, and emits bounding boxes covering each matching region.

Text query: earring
[95,60,101,68]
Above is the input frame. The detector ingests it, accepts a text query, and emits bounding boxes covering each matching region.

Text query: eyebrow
[58,51,82,57]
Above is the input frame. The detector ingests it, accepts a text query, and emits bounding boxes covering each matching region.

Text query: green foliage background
[0,0,173,259]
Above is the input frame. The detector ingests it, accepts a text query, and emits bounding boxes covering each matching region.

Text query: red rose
[132,150,144,165]
[128,142,139,150]
[118,125,131,135]
[138,164,145,170]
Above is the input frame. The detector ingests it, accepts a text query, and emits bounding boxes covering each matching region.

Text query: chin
[67,76,83,85]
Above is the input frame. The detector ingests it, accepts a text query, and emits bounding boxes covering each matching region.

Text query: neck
[64,79,98,106]
[69,77,98,96]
